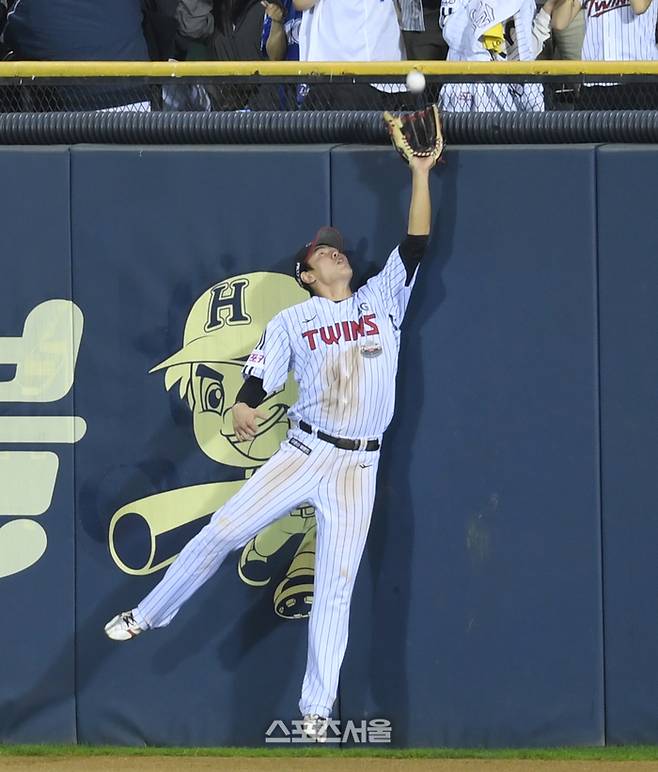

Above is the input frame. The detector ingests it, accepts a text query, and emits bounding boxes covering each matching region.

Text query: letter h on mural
[0,300,86,579]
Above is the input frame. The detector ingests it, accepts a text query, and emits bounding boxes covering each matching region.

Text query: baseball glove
[383,104,444,165]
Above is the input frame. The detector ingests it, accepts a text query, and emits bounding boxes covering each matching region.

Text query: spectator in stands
[439,0,557,112]
[2,0,151,110]
[176,0,215,43]
[4,0,149,61]
[551,15,585,59]
[176,0,265,60]
[534,0,584,110]
[552,0,658,108]
[538,0,585,60]
[210,0,265,60]
[400,0,448,61]
[261,0,302,108]
[174,0,267,108]
[294,0,407,109]
[262,0,301,60]
[142,0,179,60]
[0,0,16,110]
[0,0,13,60]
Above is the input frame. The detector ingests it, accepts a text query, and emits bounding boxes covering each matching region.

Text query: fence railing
[2,61,658,143]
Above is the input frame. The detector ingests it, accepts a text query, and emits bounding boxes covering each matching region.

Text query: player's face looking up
[300,244,353,300]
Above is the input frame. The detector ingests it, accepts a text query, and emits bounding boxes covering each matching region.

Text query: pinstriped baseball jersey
[243,246,416,440]
[114,237,428,721]
[582,0,658,60]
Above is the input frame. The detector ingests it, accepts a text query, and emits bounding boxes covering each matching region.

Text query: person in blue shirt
[4,0,149,61]
[260,0,302,108]
[261,0,301,60]
[3,0,150,109]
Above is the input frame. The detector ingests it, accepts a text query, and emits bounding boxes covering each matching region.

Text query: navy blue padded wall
[7,142,653,747]
[71,146,331,745]
[596,146,658,744]
[332,146,604,747]
[0,148,76,742]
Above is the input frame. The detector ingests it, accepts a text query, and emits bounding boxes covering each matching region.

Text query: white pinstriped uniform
[244,248,412,439]
[581,0,658,60]
[134,246,416,718]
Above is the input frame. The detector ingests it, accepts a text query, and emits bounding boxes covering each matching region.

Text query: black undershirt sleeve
[235,375,266,408]
[398,234,429,286]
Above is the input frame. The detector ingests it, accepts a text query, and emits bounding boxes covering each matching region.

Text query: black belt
[299,421,380,452]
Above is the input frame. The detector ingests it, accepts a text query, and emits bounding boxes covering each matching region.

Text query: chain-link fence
[2,73,658,113]
[2,65,658,144]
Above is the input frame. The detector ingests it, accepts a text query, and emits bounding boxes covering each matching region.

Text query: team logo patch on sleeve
[289,437,312,455]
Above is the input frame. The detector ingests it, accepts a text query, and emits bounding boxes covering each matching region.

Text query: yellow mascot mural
[109,272,317,619]
[0,299,86,579]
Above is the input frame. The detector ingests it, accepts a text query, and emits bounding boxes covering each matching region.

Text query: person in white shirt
[294,0,407,108]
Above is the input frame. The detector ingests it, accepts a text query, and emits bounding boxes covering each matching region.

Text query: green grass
[1,745,658,760]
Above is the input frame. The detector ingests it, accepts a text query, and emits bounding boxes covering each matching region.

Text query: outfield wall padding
[332,146,603,747]
[0,144,655,747]
[0,148,77,743]
[596,147,658,745]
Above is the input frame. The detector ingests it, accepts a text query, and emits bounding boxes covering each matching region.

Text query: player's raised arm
[384,104,442,249]
[407,156,435,237]
[394,157,435,287]
[364,108,443,304]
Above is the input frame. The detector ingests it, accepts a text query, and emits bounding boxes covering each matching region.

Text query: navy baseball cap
[293,226,344,288]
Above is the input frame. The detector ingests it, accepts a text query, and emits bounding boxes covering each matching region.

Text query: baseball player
[552,0,658,107]
[105,151,438,741]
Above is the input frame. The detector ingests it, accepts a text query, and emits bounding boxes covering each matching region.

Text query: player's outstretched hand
[232,402,268,442]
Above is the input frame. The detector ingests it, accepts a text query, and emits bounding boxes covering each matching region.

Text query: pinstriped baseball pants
[134,427,380,718]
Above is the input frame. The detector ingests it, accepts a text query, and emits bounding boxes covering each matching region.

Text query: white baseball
[406,70,426,94]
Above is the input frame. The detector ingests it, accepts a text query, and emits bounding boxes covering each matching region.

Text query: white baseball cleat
[104,611,143,641]
[302,714,329,743]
